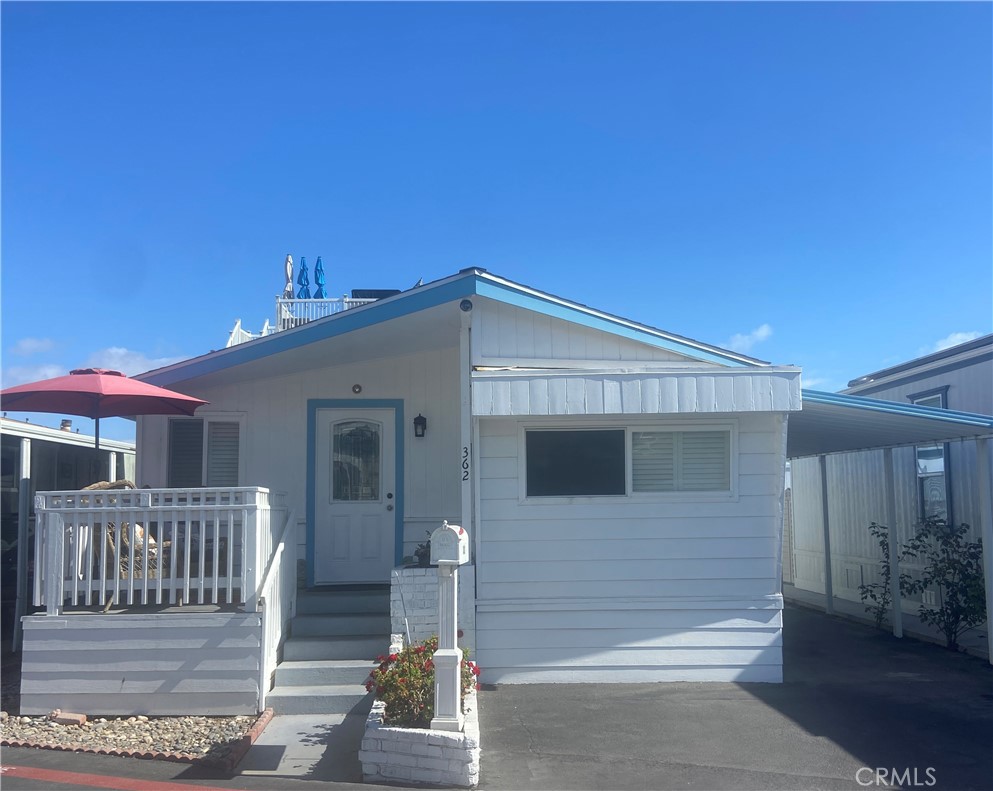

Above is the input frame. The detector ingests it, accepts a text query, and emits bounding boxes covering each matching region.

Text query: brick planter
[390,565,476,655]
[359,687,481,787]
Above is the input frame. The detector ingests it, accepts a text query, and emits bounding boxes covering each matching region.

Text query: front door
[315,408,397,583]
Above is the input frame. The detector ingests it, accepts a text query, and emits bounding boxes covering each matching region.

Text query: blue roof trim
[473,278,754,367]
[140,268,756,387]
[803,389,993,428]
[142,276,476,386]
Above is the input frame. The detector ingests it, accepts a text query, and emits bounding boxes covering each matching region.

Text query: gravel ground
[0,711,257,763]
[0,647,260,764]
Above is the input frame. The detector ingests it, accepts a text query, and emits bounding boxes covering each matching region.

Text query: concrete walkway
[784,582,990,660]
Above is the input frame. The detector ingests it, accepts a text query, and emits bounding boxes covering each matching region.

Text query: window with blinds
[168,418,240,488]
[632,430,730,493]
[206,421,240,487]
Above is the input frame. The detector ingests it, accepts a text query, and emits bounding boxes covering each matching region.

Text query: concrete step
[296,589,390,616]
[283,635,390,661]
[291,613,391,637]
[275,659,376,687]
[266,684,374,715]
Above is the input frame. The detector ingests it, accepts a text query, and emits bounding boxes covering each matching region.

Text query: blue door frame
[306,398,405,587]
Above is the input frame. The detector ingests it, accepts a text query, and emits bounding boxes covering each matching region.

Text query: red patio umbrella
[0,368,208,450]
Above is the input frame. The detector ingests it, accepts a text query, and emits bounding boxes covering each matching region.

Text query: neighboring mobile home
[788,335,993,613]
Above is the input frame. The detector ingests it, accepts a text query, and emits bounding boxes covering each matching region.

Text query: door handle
[386,504,394,511]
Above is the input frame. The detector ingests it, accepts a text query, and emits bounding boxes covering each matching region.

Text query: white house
[135,268,800,685]
[20,267,991,715]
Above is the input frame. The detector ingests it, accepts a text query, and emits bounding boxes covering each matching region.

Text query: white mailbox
[430,521,469,566]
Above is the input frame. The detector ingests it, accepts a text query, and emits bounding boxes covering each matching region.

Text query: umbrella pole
[94,416,100,452]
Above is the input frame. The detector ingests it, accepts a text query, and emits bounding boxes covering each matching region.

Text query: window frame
[518,420,738,504]
[167,412,245,489]
[908,388,952,523]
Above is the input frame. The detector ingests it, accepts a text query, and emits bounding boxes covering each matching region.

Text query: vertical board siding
[139,345,462,560]
[472,371,802,417]
[791,352,993,600]
[20,613,263,715]
[790,439,987,604]
[475,412,787,683]
[473,300,693,364]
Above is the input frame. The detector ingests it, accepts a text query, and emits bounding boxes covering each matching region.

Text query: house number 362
[461,446,470,481]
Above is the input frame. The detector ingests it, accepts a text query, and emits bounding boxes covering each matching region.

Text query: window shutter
[679,431,730,491]
[169,420,204,488]
[632,432,675,492]
[206,421,240,487]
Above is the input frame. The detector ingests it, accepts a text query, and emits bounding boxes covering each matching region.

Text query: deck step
[265,684,373,715]
[291,613,391,637]
[274,659,376,687]
[282,635,390,661]
[295,589,390,615]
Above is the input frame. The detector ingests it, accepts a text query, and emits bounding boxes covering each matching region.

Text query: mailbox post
[430,520,469,732]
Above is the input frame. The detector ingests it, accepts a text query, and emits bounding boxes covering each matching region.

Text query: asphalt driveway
[477,605,993,790]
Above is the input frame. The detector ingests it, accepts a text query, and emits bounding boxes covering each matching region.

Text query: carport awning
[788,389,993,459]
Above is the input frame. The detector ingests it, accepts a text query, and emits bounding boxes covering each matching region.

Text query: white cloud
[2,364,65,387]
[11,337,55,356]
[918,332,982,356]
[84,347,185,376]
[726,323,773,353]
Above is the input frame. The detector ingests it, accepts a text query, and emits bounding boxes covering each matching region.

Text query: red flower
[388,653,399,662]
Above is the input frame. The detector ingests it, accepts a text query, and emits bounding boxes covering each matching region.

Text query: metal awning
[788,390,993,459]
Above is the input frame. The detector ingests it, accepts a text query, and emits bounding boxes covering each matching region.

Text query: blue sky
[2,2,991,442]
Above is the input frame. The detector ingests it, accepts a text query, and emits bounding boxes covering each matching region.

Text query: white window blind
[168,418,240,487]
[206,421,240,487]
[632,430,730,492]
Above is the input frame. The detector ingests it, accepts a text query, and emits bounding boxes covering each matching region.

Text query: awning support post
[883,447,903,638]
[819,455,834,614]
[976,437,993,666]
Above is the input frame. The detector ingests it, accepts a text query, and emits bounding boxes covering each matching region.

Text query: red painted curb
[0,708,274,770]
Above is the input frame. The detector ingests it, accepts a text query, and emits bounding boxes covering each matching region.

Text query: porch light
[414,414,427,438]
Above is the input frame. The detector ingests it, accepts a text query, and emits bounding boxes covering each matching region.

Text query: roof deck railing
[226,295,377,347]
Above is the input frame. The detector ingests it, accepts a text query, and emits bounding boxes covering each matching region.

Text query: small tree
[858,522,892,629]
[899,518,986,651]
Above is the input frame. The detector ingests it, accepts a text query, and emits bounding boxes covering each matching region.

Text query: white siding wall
[473,299,694,365]
[473,369,801,416]
[20,613,263,715]
[475,412,787,683]
[137,346,463,560]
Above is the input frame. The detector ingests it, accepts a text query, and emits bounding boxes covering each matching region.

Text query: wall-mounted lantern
[413,414,427,438]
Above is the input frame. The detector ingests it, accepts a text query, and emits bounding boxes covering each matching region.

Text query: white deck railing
[33,487,289,615]
[225,296,378,347]
[275,296,375,331]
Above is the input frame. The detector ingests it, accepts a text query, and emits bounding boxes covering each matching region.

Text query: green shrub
[858,521,893,628]
[366,635,480,728]
[900,518,986,651]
